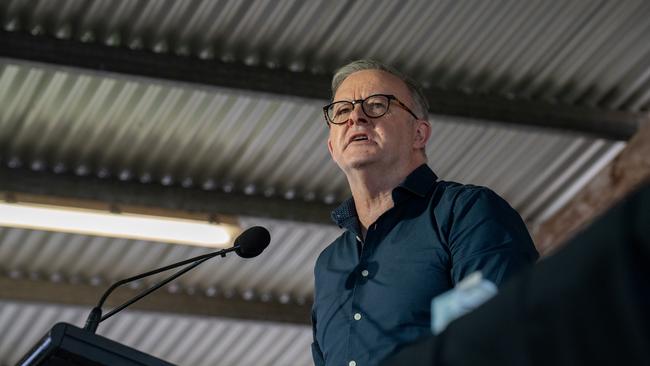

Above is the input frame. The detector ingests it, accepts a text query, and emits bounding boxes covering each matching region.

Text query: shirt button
[361,269,369,277]
[349,361,357,366]
[353,313,362,321]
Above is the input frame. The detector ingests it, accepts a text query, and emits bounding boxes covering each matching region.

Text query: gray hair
[331,59,429,120]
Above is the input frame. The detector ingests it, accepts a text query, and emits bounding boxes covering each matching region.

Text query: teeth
[352,136,368,141]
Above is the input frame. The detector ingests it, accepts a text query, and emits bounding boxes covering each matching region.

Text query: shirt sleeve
[446,187,538,286]
[311,306,325,366]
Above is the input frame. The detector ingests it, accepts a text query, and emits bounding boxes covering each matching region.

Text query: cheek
[328,131,344,155]
[387,128,415,150]
[379,125,405,143]
[328,133,339,149]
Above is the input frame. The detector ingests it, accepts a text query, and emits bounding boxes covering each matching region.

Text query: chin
[334,149,385,171]
[343,157,381,170]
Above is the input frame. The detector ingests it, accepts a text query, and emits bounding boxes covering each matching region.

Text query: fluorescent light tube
[0,202,232,248]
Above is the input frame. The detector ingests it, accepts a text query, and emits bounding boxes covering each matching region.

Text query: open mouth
[348,134,370,144]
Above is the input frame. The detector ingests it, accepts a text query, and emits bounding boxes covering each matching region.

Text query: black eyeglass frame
[322,94,421,126]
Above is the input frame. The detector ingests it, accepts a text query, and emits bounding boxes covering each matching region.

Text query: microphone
[235,225,270,258]
[83,226,270,333]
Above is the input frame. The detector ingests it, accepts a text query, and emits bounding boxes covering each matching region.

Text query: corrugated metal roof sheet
[0,300,313,366]
[0,217,342,301]
[2,0,650,111]
[0,62,626,226]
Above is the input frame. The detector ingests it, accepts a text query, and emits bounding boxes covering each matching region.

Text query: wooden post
[535,120,650,256]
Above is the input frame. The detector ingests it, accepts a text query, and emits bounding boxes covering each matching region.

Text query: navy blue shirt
[311,165,538,366]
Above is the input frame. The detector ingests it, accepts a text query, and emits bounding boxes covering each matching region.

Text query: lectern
[17,322,175,366]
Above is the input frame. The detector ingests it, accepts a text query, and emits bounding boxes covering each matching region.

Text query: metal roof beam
[0,275,312,325]
[0,166,336,224]
[0,30,643,140]
[423,89,643,140]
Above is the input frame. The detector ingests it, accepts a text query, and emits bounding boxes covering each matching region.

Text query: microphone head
[234,226,270,258]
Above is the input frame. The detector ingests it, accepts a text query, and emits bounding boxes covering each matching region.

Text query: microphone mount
[83,225,270,333]
[84,246,237,333]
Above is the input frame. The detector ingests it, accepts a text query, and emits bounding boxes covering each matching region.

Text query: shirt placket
[346,222,379,366]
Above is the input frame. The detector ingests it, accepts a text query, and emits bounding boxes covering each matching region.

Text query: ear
[327,138,334,157]
[413,120,431,149]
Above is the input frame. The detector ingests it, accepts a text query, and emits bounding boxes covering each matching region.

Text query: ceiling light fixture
[0,201,234,248]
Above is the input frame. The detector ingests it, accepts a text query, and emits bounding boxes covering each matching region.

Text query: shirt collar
[396,163,438,198]
[330,164,438,228]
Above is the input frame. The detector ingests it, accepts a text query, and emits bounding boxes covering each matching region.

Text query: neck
[345,159,424,237]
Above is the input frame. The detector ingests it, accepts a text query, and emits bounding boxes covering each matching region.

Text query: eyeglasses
[323,94,421,125]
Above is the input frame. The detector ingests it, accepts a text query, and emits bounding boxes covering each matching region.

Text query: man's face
[327,69,429,173]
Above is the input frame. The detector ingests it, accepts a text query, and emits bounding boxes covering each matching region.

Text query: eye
[333,103,352,116]
[365,97,388,115]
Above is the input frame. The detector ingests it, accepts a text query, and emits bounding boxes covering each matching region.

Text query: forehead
[334,69,411,101]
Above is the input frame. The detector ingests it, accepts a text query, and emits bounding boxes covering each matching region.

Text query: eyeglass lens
[328,95,390,124]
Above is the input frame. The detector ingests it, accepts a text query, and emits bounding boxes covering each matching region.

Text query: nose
[346,103,368,126]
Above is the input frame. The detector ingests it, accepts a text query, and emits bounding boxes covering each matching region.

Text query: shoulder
[432,181,510,214]
[429,181,527,244]
[434,180,497,197]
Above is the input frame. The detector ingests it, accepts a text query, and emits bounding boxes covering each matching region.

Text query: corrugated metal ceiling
[0,217,342,302]
[2,0,650,111]
[0,62,626,224]
[0,300,313,366]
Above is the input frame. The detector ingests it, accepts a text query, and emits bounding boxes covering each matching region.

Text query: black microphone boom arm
[83,226,270,333]
[84,246,235,333]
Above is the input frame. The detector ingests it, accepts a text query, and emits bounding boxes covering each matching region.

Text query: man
[311,59,539,366]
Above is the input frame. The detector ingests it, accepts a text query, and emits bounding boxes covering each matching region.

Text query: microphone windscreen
[234,226,270,258]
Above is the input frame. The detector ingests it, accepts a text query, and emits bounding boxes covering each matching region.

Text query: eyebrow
[332,92,392,102]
